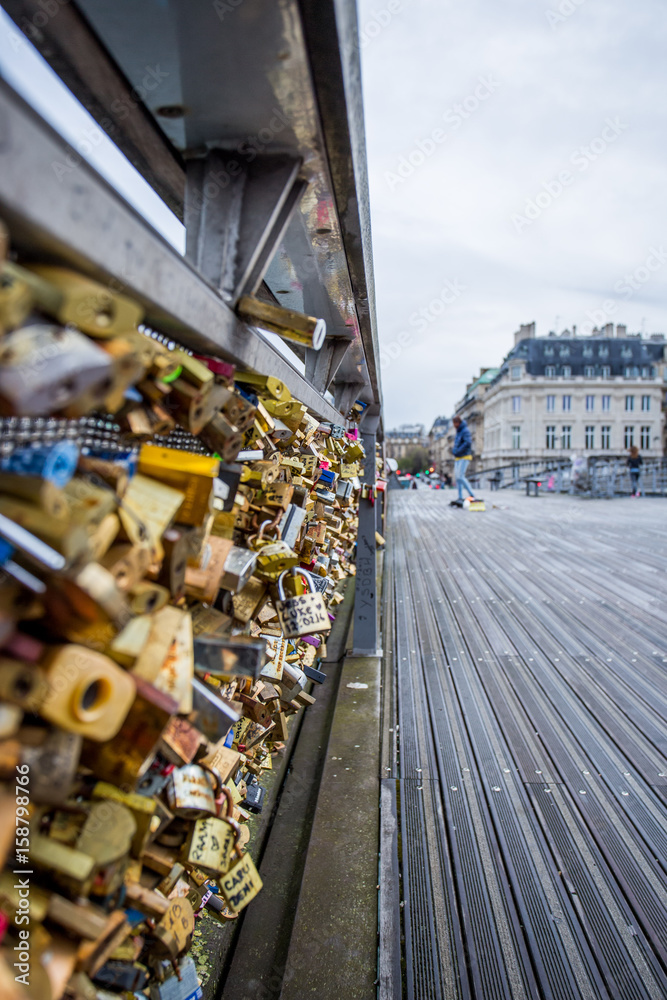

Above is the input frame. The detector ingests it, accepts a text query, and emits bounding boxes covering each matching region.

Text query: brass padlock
[23,263,143,337]
[247,521,299,581]
[274,568,332,639]
[200,411,245,463]
[182,786,240,876]
[39,644,136,741]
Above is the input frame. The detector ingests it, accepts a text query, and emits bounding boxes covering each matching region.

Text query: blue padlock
[1,440,79,488]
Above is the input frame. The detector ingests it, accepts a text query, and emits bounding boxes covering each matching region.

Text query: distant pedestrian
[628,445,643,497]
[411,478,418,490]
[451,416,476,501]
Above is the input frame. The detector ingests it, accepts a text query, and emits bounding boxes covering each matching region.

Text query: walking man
[452,416,476,501]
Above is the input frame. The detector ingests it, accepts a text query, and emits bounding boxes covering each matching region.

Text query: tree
[402,447,431,475]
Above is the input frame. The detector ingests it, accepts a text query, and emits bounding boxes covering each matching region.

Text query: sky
[357,0,667,430]
[2,4,667,431]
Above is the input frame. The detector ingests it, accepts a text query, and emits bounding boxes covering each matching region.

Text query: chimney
[514,321,536,346]
[616,323,627,338]
[602,322,614,338]
[572,324,577,336]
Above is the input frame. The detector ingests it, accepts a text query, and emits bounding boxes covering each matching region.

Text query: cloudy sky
[358,0,667,429]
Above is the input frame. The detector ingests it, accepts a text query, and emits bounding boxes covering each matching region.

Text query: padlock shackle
[276,566,316,601]
[248,518,283,550]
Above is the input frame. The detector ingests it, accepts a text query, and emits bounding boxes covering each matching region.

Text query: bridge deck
[384,489,667,1000]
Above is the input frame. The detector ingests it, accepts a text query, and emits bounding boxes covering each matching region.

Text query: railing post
[351,409,382,657]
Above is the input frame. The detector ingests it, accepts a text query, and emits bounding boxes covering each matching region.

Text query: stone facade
[481,328,666,468]
[384,424,426,462]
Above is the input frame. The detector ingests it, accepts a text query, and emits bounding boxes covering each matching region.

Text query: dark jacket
[627,455,643,469]
[452,419,473,458]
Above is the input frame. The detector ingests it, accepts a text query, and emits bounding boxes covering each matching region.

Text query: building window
[585,425,595,449]
[544,345,554,356]
[624,366,639,378]
[561,425,572,449]
[583,345,593,358]
[641,394,651,412]
[599,345,609,358]
[584,366,595,378]
[562,365,572,378]
[625,395,634,411]
[585,395,594,411]
[601,365,611,378]
[512,425,521,449]
[624,426,635,448]
[545,365,556,378]
[512,395,521,413]
[546,425,556,449]
[642,366,650,378]
[546,394,555,412]
[602,395,611,411]
[559,346,570,357]
[511,365,522,381]
[562,395,572,411]
[641,426,651,449]
[601,425,611,449]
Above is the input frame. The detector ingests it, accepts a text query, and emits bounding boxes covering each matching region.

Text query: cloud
[359,0,667,428]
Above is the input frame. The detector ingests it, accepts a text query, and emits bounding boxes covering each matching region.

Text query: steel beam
[351,410,382,657]
[0,79,343,424]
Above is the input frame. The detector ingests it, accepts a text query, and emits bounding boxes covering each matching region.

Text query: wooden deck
[383,489,667,1000]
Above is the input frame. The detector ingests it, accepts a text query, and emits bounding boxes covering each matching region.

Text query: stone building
[481,323,666,468]
[428,416,451,476]
[384,424,426,462]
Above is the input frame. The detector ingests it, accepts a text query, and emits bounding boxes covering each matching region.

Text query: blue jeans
[454,458,475,499]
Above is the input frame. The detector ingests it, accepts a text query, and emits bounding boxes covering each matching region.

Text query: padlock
[184,536,233,604]
[38,644,136,741]
[20,728,82,804]
[199,412,245,463]
[22,263,144,337]
[148,955,203,1000]
[151,610,194,712]
[166,763,223,819]
[190,676,240,742]
[81,677,177,787]
[105,615,151,669]
[235,371,290,402]
[0,439,79,488]
[137,445,218,526]
[241,460,280,490]
[236,296,326,350]
[230,576,267,623]
[181,787,240,876]
[0,323,115,416]
[248,521,299,581]
[168,377,217,435]
[219,850,263,914]
[219,544,257,594]
[275,568,332,639]
[0,495,89,568]
[159,715,203,766]
[193,634,266,680]
[119,473,185,558]
[0,264,32,333]
[219,388,257,432]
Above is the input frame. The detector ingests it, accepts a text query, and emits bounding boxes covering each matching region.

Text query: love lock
[275,567,332,639]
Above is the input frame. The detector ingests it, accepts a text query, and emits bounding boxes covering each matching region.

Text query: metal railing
[467,458,667,498]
